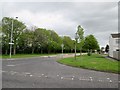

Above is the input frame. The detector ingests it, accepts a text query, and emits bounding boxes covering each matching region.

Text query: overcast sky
[1,1,119,47]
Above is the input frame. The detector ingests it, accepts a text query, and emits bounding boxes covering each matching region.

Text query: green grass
[1,53,57,59]
[57,54,120,74]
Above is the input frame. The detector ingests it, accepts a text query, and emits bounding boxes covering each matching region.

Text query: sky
[1,0,119,47]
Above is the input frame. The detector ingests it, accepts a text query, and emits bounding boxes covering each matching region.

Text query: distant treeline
[1,17,100,55]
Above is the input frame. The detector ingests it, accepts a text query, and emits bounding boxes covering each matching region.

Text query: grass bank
[1,54,57,59]
[57,54,120,74]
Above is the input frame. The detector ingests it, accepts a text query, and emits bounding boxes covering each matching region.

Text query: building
[109,33,120,60]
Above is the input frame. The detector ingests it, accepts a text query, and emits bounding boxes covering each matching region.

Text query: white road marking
[71,78,74,80]
[30,75,33,77]
[6,65,15,67]
[6,59,15,60]
[89,77,92,79]
[90,79,93,81]
[45,76,48,78]
[98,80,103,82]
[25,72,31,75]
[107,78,110,80]
[61,77,63,79]
[2,70,116,84]
[42,74,44,76]
[10,71,17,75]
[2,71,7,73]
[79,78,91,81]
[109,80,112,83]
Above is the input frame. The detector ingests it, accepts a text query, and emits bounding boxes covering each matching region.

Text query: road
[2,54,119,88]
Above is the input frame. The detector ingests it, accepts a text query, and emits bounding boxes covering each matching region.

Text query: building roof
[111,33,120,38]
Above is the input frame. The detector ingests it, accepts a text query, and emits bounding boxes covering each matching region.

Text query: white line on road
[71,78,74,80]
[41,74,44,76]
[30,75,33,77]
[2,71,8,73]
[25,72,31,75]
[45,76,48,78]
[109,80,112,83]
[6,65,16,67]
[57,75,59,77]
[107,78,110,80]
[98,80,103,82]
[61,77,63,79]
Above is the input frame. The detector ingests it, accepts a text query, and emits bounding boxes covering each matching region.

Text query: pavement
[2,54,120,88]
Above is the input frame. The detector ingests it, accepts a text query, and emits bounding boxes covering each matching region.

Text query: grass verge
[57,54,120,74]
[1,54,57,59]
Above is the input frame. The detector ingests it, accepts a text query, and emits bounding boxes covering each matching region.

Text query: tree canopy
[83,34,100,51]
[1,17,100,55]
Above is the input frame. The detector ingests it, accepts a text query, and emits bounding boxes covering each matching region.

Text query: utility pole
[9,17,18,58]
[9,19,13,58]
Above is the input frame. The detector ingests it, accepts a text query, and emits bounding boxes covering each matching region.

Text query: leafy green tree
[34,28,48,53]
[2,17,26,55]
[63,36,74,53]
[83,34,100,56]
[2,17,11,54]
[16,29,33,53]
[48,30,62,53]
[77,25,84,55]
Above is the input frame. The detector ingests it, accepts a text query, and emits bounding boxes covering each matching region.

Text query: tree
[105,44,109,53]
[47,30,62,53]
[83,35,100,56]
[77,25,84,55]
[63,36,74,53]
[2,17,26,55]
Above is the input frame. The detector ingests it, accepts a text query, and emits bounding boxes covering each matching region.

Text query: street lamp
[9,17,18,58]
[75,32,79,60]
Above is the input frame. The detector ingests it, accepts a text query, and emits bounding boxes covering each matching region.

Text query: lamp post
[75,32,78,60]
[9,17,18,58]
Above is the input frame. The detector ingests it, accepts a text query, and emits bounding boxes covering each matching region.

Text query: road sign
[9,43,14,45]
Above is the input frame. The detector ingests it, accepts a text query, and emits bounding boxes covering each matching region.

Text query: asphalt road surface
[2,55,119,88]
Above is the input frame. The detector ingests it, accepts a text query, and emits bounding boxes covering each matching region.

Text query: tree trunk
[32,48,34,54]
[71,49,73,53]
[13,45,16,55]
[5,50,8,55]
[80,47,82,56]
[80,49,82,56]
[41,49,43,54]
[48,49,50,54]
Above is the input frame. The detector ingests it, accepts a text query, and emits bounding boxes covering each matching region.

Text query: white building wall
[109,36,113,57]
[109,35,120,59]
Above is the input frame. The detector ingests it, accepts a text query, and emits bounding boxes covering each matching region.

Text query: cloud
[2,2,118,47]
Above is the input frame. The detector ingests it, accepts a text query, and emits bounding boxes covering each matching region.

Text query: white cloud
[0,0,119,2]
[10,10,77,35]
[2,2,118,47]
